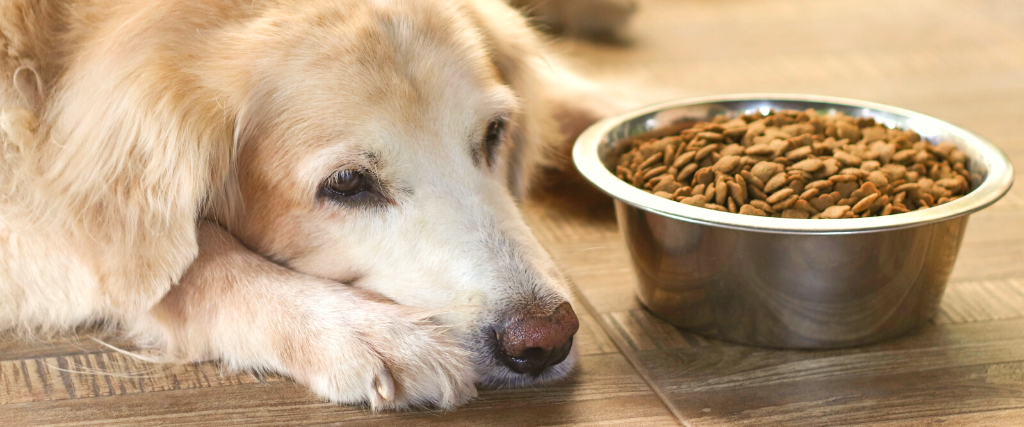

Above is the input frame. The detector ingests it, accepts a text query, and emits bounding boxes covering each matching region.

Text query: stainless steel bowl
[573,94,1015,349]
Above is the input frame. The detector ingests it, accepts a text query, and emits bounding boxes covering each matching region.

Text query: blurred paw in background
[510,0,638,42]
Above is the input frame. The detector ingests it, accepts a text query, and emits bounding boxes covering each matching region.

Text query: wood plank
[0,354,282,405]
[0,330,136,362]
[936,278,1024,324]
[603,316,1024,426]
[2,352,679,426]
[848,407,1024,427]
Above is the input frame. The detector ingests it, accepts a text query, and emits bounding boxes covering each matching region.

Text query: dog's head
[205,0,579,387]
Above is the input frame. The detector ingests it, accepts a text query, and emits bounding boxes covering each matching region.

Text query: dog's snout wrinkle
[494,301,579,375]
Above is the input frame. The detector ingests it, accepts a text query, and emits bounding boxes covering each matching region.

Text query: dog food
[614,109,973,218]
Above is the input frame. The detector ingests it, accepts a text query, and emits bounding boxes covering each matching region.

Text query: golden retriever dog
[0,0,626,411]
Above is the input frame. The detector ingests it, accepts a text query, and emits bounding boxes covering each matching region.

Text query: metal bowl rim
[573,93,1015,235]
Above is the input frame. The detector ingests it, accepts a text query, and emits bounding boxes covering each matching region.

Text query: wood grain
[2,352,679,426]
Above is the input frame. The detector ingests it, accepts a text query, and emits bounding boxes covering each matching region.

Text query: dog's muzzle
[494,302,579,375]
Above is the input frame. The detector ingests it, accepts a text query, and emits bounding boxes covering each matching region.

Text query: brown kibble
[705,203,728,212]
[745,144,776,156]
[642,166,668,181]
[852,193,880,213]
[867,170,889,188]
[715,176,729,206]
[791,157,824,172]
[615,111,972,218]
[859,181,878,195]
[705,183,716,198]
[638,152,664,170]
[682,194,707,206]
[727,181,745,205]
[782,209,810,219]
[840,168,868,179]
[893,191,906,205]
[741,170,764,189]
[806,180,833,191]
[735,174,749,198]
[892,149,918,164]
[766,188,795,204]
[920,192,935,206]
[892,183,919,193]
[697,131,725,141]
[720,145,745,157]
[652,179,681,194]
[751,161,784,183]
[723,126,748,140]
[860,159,882,172]
[835,181,859,198]
[800,188,820,200]
[792,199,819,214]
[750,199,775,213]
[748,184,768,200]
[949,150,967,164]
[764,172,789,193]
[872,194,890,210]
[787,179,806,195]
[821,205,852,219]
[785,146,813,161]
[772,195,800,211]
[714,155,742,174]
[616,166,633,181]
[836,121,861,141]
[694,167,716,185]
[833,150,862,167]
[695,143,721,161]
[935,178,963,192]
[810,194,836,211]
[672,150,697,168]
[828,174,859,183]
[740,204,767,216]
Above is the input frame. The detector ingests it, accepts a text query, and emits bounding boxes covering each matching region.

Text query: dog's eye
[484,118,506,165]
[324,170,367,198]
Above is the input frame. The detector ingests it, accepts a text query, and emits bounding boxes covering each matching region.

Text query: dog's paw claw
[290,304,478,410]
[373,368,395,404]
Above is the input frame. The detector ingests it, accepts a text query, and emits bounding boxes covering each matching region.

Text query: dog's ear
[464,1,631,200]
[463,1,559,199]
[7,35,236,313]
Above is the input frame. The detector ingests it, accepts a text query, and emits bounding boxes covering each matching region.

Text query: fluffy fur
[0,0,622,410]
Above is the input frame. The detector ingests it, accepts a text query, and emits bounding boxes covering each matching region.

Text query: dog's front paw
[287,304,478,410]
[524,0,637,40]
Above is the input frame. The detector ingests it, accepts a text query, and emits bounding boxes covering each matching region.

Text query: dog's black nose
[495,302,579,375]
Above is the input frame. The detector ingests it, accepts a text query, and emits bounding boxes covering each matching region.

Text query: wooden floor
[4,0,1024,425]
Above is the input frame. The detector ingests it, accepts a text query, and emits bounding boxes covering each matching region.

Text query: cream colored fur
[0,0,622,410]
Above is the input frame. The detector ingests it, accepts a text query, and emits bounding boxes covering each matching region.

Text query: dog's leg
[136,221,477,410]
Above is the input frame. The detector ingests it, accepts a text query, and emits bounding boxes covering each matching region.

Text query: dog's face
[207,0,578,387]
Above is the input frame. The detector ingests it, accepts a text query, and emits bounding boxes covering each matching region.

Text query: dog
[0,0,627,410]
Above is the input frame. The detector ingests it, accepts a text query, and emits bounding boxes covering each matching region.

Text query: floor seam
[566,278,694,427]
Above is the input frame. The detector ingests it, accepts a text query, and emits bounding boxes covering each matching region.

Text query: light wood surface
[3,0,1024,425]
